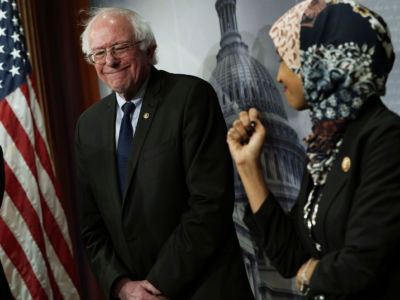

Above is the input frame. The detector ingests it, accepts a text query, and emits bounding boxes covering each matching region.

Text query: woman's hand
[227,108,268,213]
[227,108,266,168]
[296,258,319,294]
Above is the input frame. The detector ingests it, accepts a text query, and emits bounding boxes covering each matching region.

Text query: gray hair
[81,7,158,64]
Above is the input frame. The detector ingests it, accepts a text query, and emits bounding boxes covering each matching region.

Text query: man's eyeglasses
[87,40,143,64]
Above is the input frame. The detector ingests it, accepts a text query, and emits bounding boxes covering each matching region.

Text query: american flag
[0,1,80,299]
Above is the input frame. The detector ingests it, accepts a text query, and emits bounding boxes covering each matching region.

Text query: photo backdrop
[88,0,400,299]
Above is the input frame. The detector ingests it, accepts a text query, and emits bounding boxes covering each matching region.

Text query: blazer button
[341,156,351,172]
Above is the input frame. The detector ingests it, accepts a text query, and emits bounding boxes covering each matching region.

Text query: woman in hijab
[227,0,400,299]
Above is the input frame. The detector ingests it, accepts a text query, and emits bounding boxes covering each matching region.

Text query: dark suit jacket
[75,68,254,300]
[248,98,400,299]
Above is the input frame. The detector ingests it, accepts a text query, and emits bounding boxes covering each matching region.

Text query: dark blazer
[75,68,254,300]
[248,98,400,299]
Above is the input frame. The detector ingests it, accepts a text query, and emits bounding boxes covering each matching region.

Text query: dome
[211,44,287,118]
[208,0,306,299]
[209,40,305,209]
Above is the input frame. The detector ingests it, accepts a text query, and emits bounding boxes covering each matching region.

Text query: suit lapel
[314,147,348,246]
[296,164,323,255]
[101,93,122,206]
[123,68,162,202]
[315,98,382,246]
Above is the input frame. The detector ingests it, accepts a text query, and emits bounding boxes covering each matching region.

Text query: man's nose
[105,51,119,66]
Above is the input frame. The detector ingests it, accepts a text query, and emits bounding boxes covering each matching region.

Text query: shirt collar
[115,75,150,108]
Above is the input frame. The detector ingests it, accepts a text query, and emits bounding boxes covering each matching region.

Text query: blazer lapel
[315,99,382,247]
[296,164,324,256]
[122,68,162,202]
[315,147,349,247]
[101,93,122,206]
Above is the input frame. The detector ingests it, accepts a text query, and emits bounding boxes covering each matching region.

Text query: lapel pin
[143,112,150,119]
[341,156,351,172]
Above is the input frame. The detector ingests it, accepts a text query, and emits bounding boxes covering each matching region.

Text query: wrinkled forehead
[89,13,135,49]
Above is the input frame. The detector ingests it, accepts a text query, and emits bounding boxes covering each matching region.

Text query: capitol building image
[209,0,305,299]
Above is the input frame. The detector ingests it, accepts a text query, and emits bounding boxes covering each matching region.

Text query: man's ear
[146,44,157,60]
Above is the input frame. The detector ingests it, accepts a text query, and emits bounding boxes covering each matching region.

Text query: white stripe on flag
[0,243,32,300]
[0,122,43,220]
[26,77,51,154]
[34,147,73,255]
[0,193,53,299]
[45,234,80,299]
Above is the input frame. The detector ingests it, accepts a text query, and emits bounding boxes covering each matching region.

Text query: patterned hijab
[270,0,395,185]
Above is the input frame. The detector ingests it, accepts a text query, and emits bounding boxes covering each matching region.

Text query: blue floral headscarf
[272,0,395,185]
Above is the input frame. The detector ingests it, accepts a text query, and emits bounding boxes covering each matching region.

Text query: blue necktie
[117,102,136,197]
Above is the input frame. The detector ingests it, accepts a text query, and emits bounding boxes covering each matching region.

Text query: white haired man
[75,7,254,300]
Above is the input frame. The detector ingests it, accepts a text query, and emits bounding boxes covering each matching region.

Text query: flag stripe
[45,235,80,299]
[1,97,79,293]
[27,74,52,158]
[20,81,77,267]
[0,243,32,300]
[20,81,58,195]
[2,156,62,299]
[20,79,71,247]
[0,2,80,298]
[0,191,53,299]
[0,217,48,299]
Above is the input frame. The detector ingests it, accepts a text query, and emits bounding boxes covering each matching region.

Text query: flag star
[0,10,6,21]
[0,80,2,89]
[12,16,18,26]
[9,65,19,76]
[0,27,5,36]
[11,31,19,42]
[0,45,4,53]
[10,48,20,59]
[0,62,3,70]
[11,1,16,10]
[9,65,20,76]
[1,0,8,3]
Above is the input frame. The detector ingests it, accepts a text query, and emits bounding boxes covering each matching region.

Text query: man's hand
[116,279,169,300]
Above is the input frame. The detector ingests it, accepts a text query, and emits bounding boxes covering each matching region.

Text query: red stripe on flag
[0,217,48,299]
[3,161,63,299]
[41,202,81,291]
[1,98,80,292]
[0,99,38,178]
[0,1,80,298]
[18,83,80,289]
[19,82,61,199]
[1,99,64,298]
[29,73,40,105]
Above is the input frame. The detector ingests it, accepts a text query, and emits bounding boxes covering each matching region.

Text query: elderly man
[75,7,254,300]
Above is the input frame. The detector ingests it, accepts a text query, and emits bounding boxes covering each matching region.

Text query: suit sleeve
[75,118,132,299]
[246,192,309,278]
[145,80,236,297]
[309,120,400,297]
